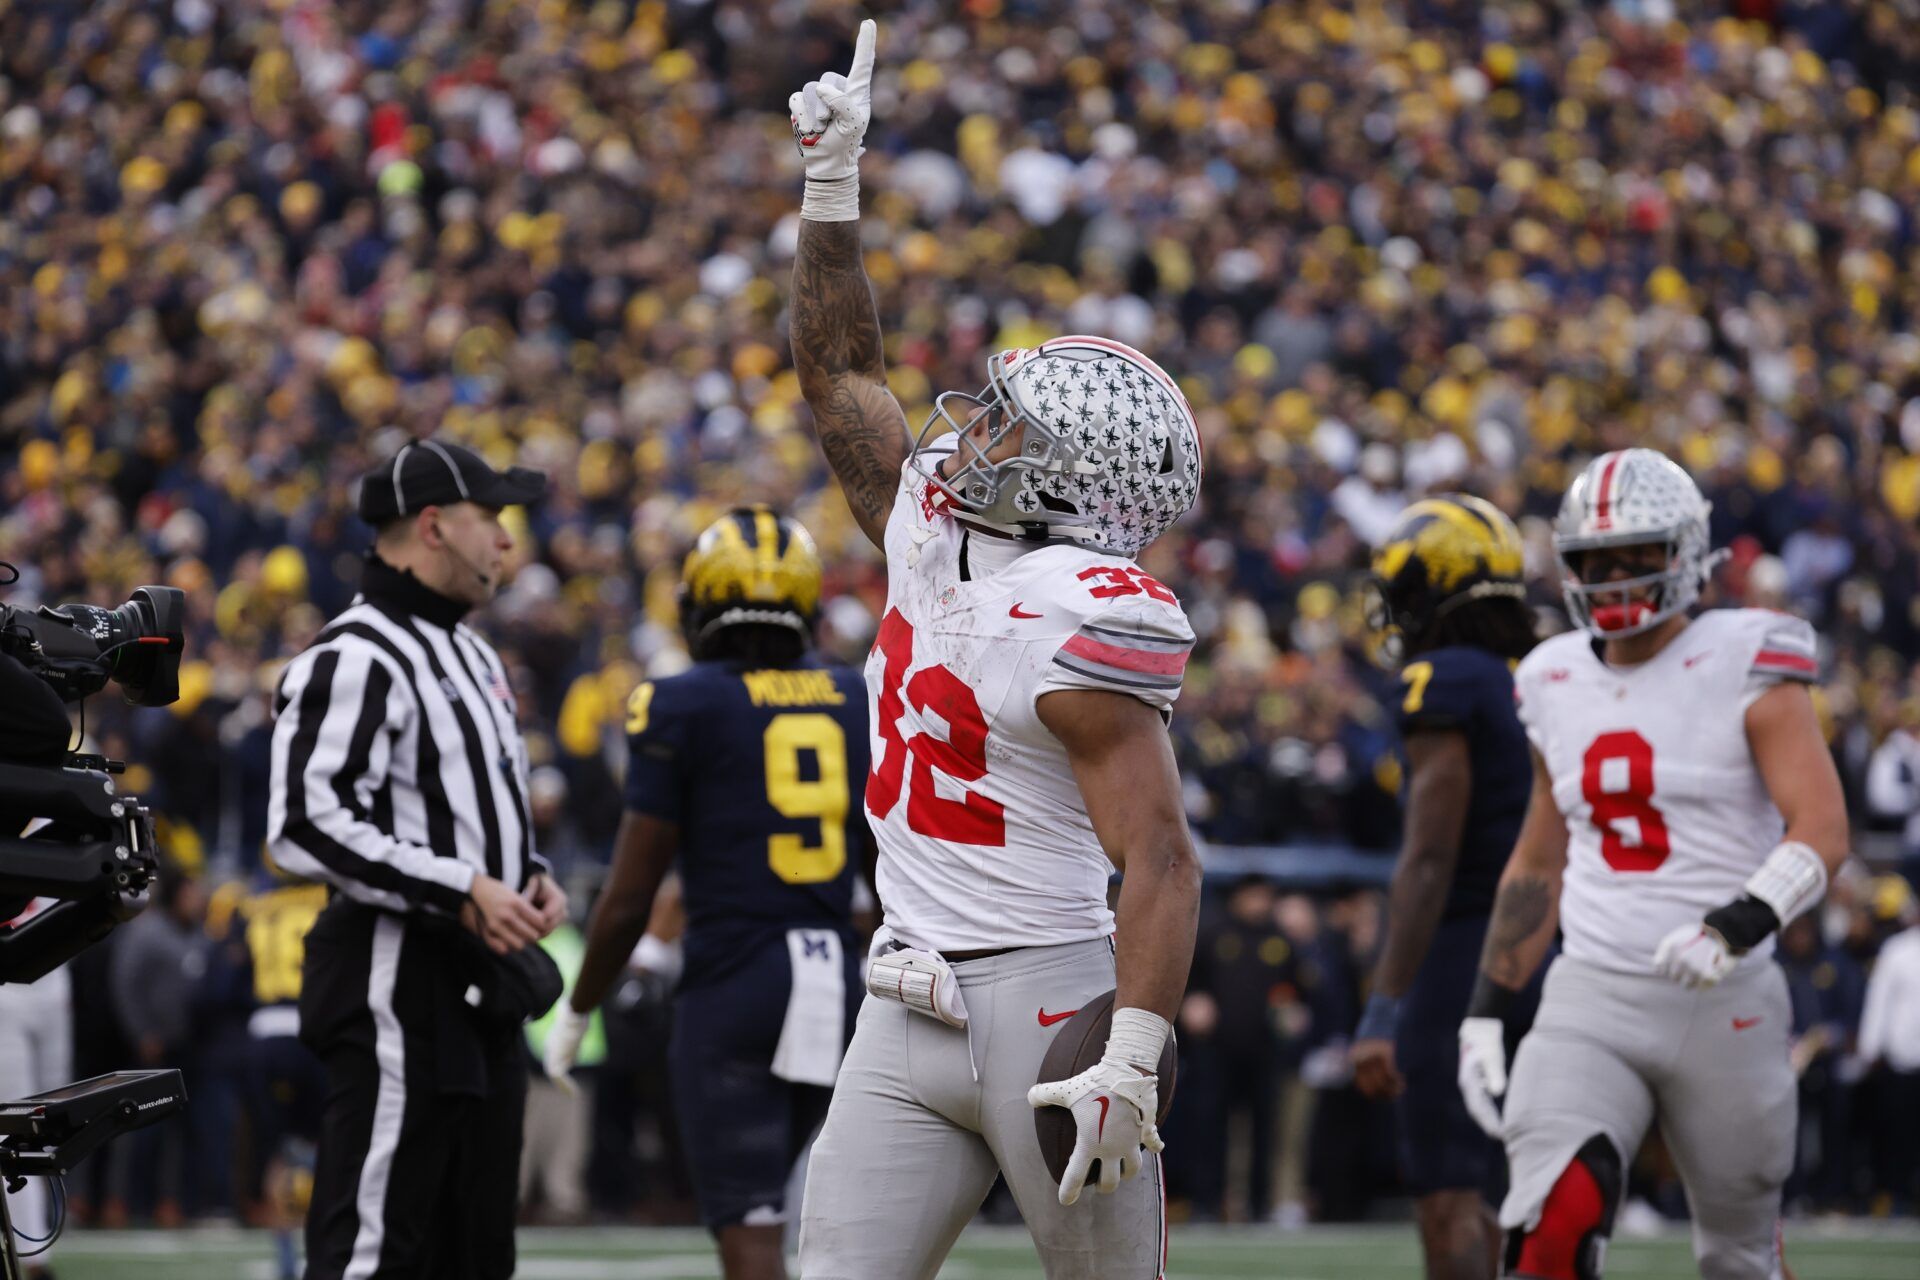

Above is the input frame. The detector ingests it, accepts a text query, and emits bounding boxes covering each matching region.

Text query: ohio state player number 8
[867,609,1008,847]
[1581,730,1671,871]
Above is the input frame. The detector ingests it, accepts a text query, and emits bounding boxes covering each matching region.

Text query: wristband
[1744,840,1827,927]
[1356,992,1403,1041]
[801,175,861,222]
[1466,974,1520,1023]
[1103,1006,1172,1074]
[1701,895,1781,953]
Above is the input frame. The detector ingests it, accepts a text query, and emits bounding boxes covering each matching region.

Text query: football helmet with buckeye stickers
[1554,449,1718,637]
[908,336,1203,559]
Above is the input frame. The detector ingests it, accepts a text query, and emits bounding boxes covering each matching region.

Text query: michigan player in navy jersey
[237,872,329,1279]
[545,506,869,1280]
[1350,495,1542,1280]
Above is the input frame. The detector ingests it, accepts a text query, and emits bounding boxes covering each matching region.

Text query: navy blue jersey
[623,660,869,987]
[1395,645,1529,920]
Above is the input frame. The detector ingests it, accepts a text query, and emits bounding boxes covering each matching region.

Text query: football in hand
[1033,988,1178,1186]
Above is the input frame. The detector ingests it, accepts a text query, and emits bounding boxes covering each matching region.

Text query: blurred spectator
[1865,705,1920,891]
[1779,913,1868,1210]
[1302,891,1394,1223]
[1858,886,1920,1213]
[1173,875,1288,1222]
[108,867,210,1222]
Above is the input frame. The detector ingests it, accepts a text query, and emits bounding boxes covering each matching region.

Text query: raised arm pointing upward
[788,20,910,549]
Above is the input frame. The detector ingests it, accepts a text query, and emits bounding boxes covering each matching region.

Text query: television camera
[0,570,188,1276]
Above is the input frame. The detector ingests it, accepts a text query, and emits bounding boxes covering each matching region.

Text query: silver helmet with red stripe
[1553,448,1716,637]
[907,335,1203,558]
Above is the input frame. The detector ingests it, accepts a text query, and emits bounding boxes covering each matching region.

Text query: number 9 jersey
[1514,607,1819,975]
[624,659,870,989]
[866,457,1197,954]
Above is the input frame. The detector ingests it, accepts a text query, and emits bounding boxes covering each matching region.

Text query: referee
[268,439,569,1280]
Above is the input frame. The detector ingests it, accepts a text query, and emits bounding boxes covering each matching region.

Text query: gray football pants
[799,937,1165,1280]
[1501,954,1794,1280]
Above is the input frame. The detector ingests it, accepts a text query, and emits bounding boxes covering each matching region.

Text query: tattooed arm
[1457,746,1566,1136]
[791,218,912,549]
[1477,748,1567,992]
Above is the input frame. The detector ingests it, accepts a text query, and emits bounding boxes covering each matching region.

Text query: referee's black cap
[357,439,548,525]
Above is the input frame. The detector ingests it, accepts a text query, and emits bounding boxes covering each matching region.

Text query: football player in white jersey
[1454,449,1848,1280]
[785,21,1204,1279]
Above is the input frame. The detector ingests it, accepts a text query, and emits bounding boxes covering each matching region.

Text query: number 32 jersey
[1514,608,1819,975]
[867,463,1196,953]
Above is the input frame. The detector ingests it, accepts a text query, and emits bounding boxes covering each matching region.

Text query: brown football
[1033,988,1178,1186]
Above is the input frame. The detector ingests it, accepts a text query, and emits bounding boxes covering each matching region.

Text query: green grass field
[30,1223,1920,1279]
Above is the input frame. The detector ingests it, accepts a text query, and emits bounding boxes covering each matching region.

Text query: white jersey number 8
[1581,730,1672,872]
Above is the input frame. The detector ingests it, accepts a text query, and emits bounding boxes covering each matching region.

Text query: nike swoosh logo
[1685,651,1712,668]
[1733,1016,1762,1031]
[1009,603,1044,619]
[1037,1007,1079,1027]
[1096,1094,1111,1141]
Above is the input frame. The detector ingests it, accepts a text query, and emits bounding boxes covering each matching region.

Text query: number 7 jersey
[1514,608,1819,975]
[866,464,1197,953]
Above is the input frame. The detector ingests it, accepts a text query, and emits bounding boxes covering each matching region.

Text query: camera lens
[110,587,186,707]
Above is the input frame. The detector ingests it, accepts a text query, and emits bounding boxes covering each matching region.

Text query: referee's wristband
[1356,992,1403,1041]
[1466,973,1521,1024]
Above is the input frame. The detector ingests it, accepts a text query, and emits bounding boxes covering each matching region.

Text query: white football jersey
[865,460,1195,952]
[1515,608,1819,975]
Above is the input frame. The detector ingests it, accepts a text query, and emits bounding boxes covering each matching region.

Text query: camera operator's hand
[461,874,544,954]
[523,872,568,936]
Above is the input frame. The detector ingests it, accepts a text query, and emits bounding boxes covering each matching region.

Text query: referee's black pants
[300,900,528,1280]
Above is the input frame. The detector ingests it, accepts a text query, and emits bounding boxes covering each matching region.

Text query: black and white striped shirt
[267,557,546,912]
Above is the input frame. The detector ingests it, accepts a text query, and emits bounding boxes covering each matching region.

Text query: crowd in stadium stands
[4,0,1920,1229]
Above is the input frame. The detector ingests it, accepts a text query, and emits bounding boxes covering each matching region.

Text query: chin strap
[950,509,1100,548]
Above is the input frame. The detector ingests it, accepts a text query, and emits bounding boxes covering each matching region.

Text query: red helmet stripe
[1594,452,1623,531]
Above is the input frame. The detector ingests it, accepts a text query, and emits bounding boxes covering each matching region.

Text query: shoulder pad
[626,664,723,738]
[1731,608,1818,682]
[1046,558,1194,699]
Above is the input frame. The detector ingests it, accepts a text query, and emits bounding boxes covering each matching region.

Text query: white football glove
[1652,922,1735,989]
[1027,1061,1163,1206]
[1456,1016,1508,1139]
[790,18,875,220]
[542,1003,590,1096]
